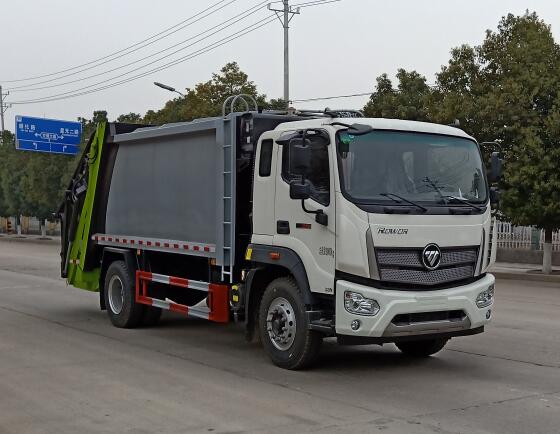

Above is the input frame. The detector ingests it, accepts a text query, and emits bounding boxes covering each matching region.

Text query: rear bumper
[335,274,495,339]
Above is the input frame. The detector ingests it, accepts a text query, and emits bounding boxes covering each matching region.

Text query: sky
[1,0,560,126]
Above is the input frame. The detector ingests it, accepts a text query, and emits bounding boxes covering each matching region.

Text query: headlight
[344,291,380,316]
[476,284,495,308]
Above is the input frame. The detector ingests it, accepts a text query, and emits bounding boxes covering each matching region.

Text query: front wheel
[395,338,448,357]
[258,277,322,370]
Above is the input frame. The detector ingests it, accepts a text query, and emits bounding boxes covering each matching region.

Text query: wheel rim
[108,275,125,315]
[266,297,296,351]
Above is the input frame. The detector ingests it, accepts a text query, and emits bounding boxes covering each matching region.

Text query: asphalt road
[0,238,559,434]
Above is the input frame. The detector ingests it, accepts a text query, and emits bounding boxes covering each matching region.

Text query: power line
[291,92,372,103]
[291,84,439,103]
[8,0,343,105]
[11,13,274,104]
[11,15,277,105]
[8,1,269,93]
[292,0,342,8]
[1,0,234,85]
[269,0,341,8]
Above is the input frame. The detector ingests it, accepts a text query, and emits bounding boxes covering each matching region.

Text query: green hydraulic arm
[63,122,107,291]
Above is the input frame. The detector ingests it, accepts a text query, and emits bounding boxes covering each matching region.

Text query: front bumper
[336,274,495,339]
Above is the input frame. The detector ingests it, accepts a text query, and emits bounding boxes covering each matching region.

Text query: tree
[0,131,12,217]
[487,13,560,273]
[363,69,433,121]
[0,132,30,232]
[431,45,491,147]
[117,112,142,123]
[144,62,270,124]
[263,98,288,111]
[23,153,70,234]
[433,12,560,273]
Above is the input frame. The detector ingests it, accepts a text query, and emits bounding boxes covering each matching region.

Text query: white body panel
[369,214,488,248]
[335,194,370,278]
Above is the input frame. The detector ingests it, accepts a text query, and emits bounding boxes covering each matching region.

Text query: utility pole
[0,85,10,145]
[268,1,300,107]
[0,85,8,134]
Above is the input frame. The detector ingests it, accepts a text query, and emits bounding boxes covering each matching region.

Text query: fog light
[344,291,380,316]
[476,284,495,308]
[351,319,361,331]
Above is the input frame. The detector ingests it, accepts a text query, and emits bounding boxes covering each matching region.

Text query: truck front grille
[376,247,478,287]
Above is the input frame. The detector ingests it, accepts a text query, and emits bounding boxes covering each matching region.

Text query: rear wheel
[104,261,144,328]
[395,338,448,357]
[258,277,322,370]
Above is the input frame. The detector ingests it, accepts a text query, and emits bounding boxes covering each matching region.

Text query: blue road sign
[15,115,82,155]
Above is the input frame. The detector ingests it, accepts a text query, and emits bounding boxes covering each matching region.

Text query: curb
[491,270,560,283]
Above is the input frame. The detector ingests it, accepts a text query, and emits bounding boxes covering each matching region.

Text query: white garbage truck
[60,95,500,369]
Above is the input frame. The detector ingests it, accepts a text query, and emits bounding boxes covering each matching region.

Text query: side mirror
[490,186,500,207]
[346,123,373,136]
[489,152,503,183]
[289,138,311,176]
[290,180,311,200]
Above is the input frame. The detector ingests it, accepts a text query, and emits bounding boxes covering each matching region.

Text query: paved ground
[0,239,559,434]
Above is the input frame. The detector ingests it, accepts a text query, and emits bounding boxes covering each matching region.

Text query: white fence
[496,221,560,251]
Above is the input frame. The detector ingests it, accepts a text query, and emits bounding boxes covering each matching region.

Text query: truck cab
[248,116,496,366]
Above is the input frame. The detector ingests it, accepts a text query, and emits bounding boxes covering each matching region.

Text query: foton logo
[377,228,409,235]
[422,244,442,270]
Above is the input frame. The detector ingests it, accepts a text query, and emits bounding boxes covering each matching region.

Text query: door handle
[276,220,290,235]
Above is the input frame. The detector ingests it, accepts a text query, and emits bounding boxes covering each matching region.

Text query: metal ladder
[221,123,234,283]
[220,95,258,283]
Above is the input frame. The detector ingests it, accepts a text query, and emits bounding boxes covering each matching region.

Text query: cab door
[272,130,336,295]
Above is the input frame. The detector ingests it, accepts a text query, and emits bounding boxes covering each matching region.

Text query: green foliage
[0,130,72,219]
[116,112,143,123]
[0,131,28,217]
[145,62,269,123]
[486,13,560,232]
[363,69,433,121]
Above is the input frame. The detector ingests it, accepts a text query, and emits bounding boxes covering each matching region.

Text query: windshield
[337,130,488,206]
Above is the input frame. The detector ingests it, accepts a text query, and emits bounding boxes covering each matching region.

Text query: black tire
[258,277,322,370]
[141,306,162,327]
[104,260,144,328]
[395,338,448,357]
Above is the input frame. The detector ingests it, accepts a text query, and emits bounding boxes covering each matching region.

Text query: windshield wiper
[422,177,485,211]
[380,193,428,212]
[443,196,486,211]
[422,176,447,202]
